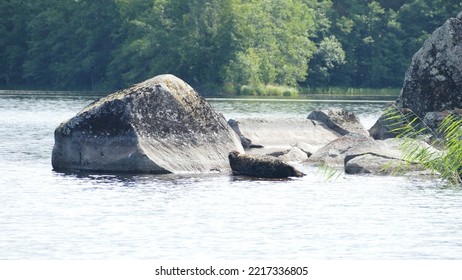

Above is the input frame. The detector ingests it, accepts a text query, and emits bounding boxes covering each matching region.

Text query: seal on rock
[228,151,304,178]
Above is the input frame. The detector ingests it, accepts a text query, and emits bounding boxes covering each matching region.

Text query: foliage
[223,0,316,87]
[238,84,299,97]
[1,0,461,91]
[300,87,399,96]
[383,106,462,184]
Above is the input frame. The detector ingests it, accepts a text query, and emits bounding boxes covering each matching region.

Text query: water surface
[1,91,461,259]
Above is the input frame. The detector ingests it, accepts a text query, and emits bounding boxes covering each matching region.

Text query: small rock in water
[228,151,304,179]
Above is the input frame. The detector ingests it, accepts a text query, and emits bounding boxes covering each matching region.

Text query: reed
[237,84,299,97]
[383,105,462,185]
[300,87,400,96]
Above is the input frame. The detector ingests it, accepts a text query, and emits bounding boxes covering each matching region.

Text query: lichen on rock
[52,74,243,174]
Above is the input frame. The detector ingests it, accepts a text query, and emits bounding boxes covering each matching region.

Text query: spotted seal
[228,151,304,178]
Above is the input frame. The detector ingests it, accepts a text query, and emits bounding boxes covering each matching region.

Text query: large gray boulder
[370,13,462,139]
[396,14,462,119]
[52,74,243,174]
[307,108,368,136]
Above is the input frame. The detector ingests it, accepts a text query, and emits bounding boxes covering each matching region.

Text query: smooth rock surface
[232,117,340,151]
[307,108,367,136]
[344,138,436,175]
[267,147,310,162]
[228,151,304,178]
[345,154,403,175]
[52,74,243,174]
[308,134,404,167]
[228,119,254,149]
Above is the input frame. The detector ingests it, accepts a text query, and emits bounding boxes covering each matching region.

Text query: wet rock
[307,108,367,136]
[52,74,243,174]
[228,151,304,178]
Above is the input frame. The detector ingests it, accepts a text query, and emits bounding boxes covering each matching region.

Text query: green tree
[0,0,30,87]
[108,0,237,90]
[24,0,122,90]
[306,36,346,86]
[327,1,407,88]
[397,0,462,60]
[225,0,316,87]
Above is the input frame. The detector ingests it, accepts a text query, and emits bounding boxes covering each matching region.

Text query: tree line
[1,0,461,93]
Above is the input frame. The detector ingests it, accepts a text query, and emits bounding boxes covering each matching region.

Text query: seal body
[228,151,304,178]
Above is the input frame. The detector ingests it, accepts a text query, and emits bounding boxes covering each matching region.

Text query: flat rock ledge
[230,117,340,153]
[307,108,368,136]
[228,151,304,178]
[52,74,243,174]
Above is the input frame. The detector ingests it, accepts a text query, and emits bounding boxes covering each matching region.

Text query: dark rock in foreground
[228,151,304,178]
[52,74,243,174]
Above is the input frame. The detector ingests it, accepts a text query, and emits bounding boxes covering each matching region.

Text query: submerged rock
[52,74,243,174]
[228,151,304,178]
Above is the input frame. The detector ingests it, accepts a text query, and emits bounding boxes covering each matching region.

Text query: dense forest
[1,0,461,93]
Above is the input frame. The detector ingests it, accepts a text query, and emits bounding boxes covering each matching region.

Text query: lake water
[1,90,462,260]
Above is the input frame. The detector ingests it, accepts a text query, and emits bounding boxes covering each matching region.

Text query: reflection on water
[1,91,462,260]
